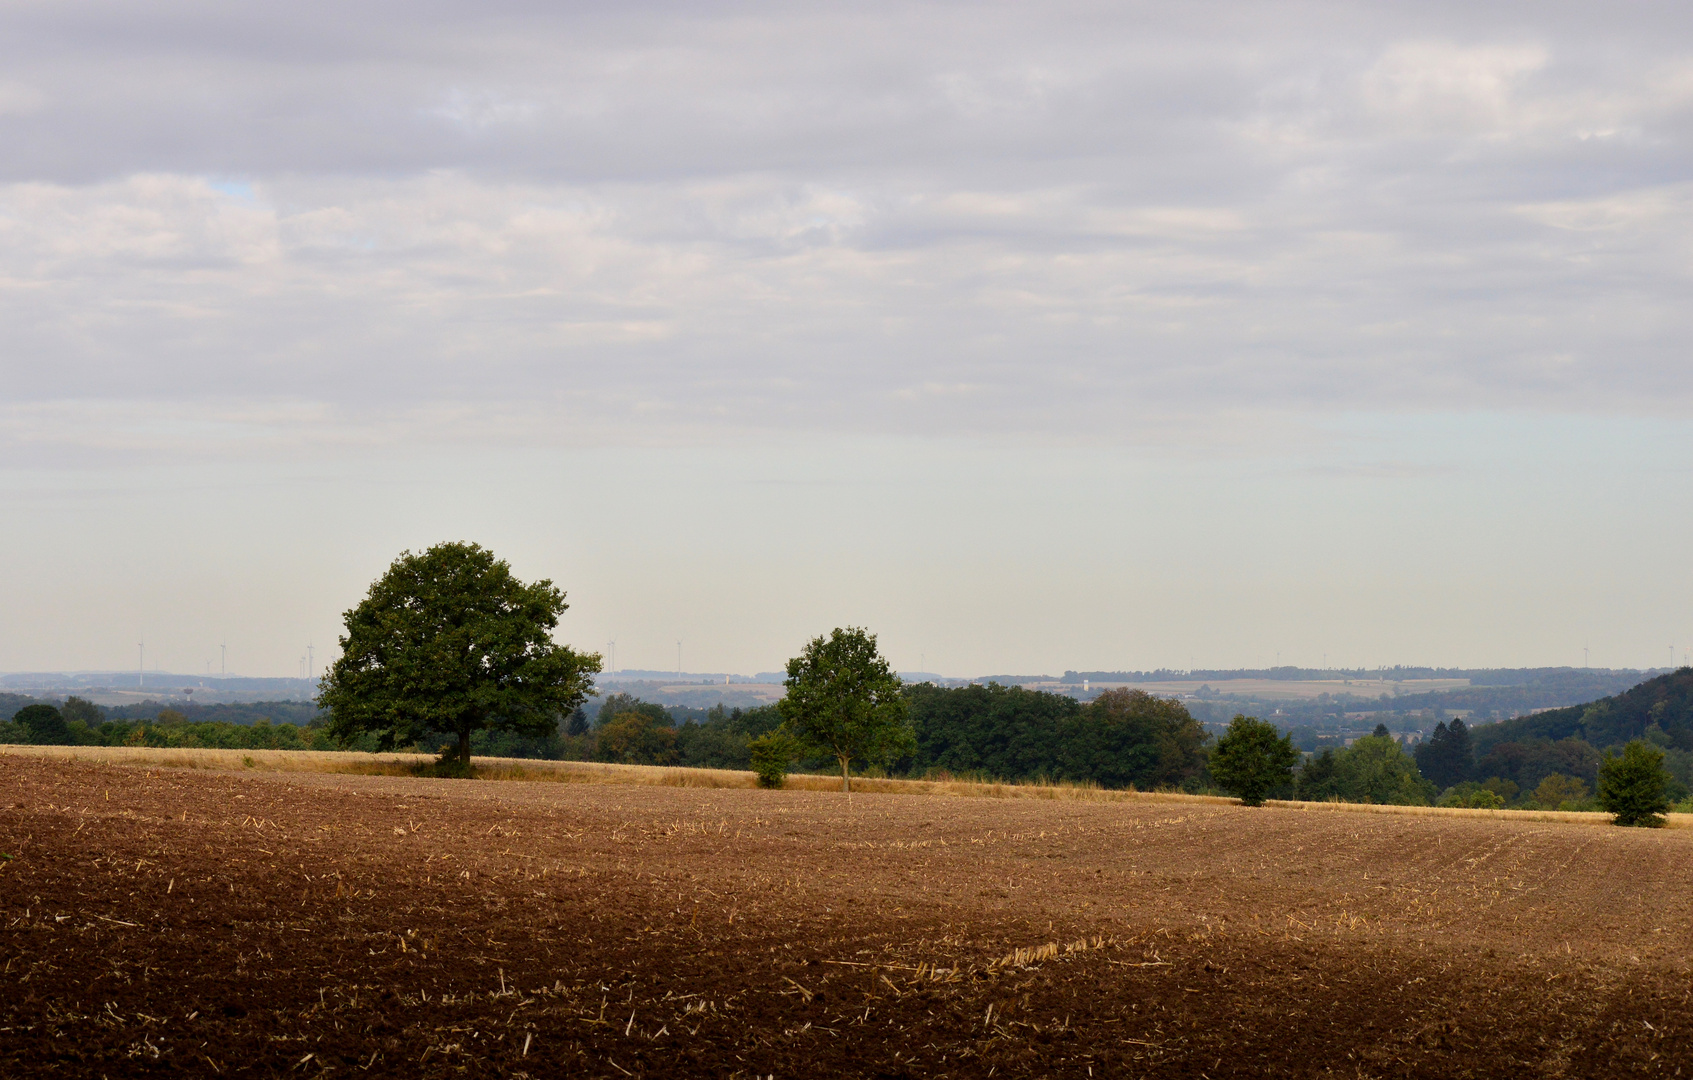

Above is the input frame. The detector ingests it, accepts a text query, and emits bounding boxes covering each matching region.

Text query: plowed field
[4,756,1691,1078]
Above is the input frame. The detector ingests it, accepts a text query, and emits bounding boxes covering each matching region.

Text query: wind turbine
[138,640,145,689]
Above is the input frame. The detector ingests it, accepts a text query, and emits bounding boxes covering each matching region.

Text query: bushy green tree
[1210,715,1298,806]
[1414,719,1474,789]
[596,711,678,765]
[1437,782,1505,809]
[1334,734,1436,804]
[594,693,668,727]
[904,682,1083,779]
[564,707,590,737]
[1476,737,1601,793]
[318,543,600,764]
[1530,773,1590,810]
[1296,748,1338,800]
[13,704,70,745]
[1597,740,1672,827]
[779,627,913,792]
[1297,734,1435,805]
[1059,689,1209,790]
[61,696,103,727]
[749,730,802,788]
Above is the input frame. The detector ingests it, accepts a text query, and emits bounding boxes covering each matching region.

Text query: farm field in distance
[1098,677,1472,701]
[4,757,1691,1078]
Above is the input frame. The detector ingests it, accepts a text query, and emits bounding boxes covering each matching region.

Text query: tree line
[0,697,367,752]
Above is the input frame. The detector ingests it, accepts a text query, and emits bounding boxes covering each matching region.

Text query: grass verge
[4,742,1689,827]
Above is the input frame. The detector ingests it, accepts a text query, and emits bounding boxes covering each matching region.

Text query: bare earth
[3,757,1691,1078]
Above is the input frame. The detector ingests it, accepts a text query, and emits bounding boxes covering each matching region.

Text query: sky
[2,1,1691,678]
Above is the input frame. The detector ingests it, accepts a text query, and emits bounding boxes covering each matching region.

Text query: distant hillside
[1368,670,1648,718]
[1059,665,1651,686]
[1,692,45,721]
[1470,668,1693,753]
[100,700,325,726]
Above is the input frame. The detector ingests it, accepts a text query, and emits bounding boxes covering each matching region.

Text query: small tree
[1597,740,1672,827]
[564,707,590,737]
[1210,715,1298,806]
[778,627,914,792]
[749,729,802,788]
[318,543,600,765]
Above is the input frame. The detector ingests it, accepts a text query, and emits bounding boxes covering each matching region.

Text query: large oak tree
[318,543,599,764]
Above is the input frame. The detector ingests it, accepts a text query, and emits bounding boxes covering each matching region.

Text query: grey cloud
[1,1,1691,457]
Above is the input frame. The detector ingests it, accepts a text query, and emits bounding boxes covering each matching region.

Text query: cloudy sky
[3,1,1691,678]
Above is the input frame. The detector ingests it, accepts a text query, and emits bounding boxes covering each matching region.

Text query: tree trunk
[458,727,471,765]
[839,754,851,793]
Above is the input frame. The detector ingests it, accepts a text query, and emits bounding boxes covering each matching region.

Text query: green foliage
[1057,689,1209,791]
[904,682,1083,779]
[1209,715,1298,806]
[1436,782,1505,809]
[1413,719,1473,789]
[1338,735,1437,804]
[1529,773,1590,810]
[674,704,782,770]
[595,711,679,765]
[778,627,914,792]
[1475,738,1601,794]
[564,707,590,737]
[13,704,69,745]
[1296,748,1338,800]
[318,542,599,764]
[1471,668,1693,756]
[61,696,102,727]
[104,699,324,726]
[1297,735,1435,805]
[905,682,1209,790]
[749,729,802,788]
[594,693,669,727]
[1480,776,1519,803]
[1597,740,1672,827]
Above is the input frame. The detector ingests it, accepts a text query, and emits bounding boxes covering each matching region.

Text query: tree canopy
[1298,734,1436,805]
[778,627,914,792]
[1470,668,1693,755]
[318,542,600,764]
[1597,740,1672,827]
[12,703,69,745]
[1058,689,1209,790]
[1413,719,1473,789]
[1210,715,1298,806]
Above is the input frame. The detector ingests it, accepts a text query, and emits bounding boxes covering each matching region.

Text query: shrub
[749,730,801,789]
[1437,782,1505,809]
[1597,740,1672,827]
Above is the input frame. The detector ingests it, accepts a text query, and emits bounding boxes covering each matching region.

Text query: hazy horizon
[3,2,1690,676]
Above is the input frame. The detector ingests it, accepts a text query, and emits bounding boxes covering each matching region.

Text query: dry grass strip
[4,742,1688,828]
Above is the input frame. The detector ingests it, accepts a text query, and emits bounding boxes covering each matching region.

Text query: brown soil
[3,757,1691,1078]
